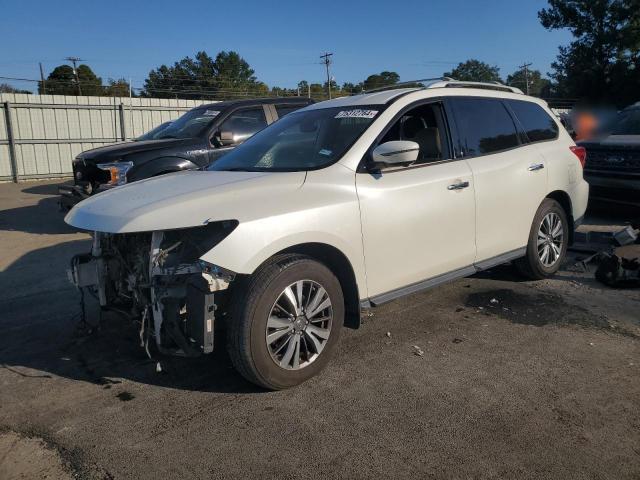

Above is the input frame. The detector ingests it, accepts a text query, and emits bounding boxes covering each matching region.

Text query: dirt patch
[464,288,624,331]
[0,430,74,480]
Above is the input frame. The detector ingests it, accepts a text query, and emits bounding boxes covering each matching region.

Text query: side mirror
[371,141,420,168]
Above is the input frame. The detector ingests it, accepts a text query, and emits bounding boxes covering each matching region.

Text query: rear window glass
[450,98,520,156]
[508,100,559,142]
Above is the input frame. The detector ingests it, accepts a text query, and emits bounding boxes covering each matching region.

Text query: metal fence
[0,93,210,182]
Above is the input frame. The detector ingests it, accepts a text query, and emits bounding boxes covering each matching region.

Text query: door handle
[447,181,470,191]
[528,163,545,171]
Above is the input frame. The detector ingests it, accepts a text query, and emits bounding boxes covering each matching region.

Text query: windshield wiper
[157,134,178,139]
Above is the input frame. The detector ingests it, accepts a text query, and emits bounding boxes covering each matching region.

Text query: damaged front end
[68,221,238,357]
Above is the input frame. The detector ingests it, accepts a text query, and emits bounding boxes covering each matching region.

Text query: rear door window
[449,98,520,157]
[507,100,559,142]
[275,104,304,119]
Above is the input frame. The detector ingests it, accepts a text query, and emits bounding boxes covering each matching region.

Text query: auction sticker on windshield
[203,110,220,117]
[335,109,378,119]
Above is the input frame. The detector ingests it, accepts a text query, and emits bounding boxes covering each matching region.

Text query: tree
[309,83,325,98]
[362,71,400,90]
[76,65,103,96]
[444,60,502,83]
[0,83,31,94]
[143,51,217,99]
[213,51,257,94]
[143,50,264,99]
[539,0,640,105]
[39,64,103,96]
[105,78,132,97]
[506,67,551,97]
[297,80,309,94]
[341,82,363,94]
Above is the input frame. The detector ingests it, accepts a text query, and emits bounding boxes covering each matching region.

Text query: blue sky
[0,0,572,93]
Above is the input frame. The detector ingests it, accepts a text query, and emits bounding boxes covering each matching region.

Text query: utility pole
[519,62,533,95]
[65,56,83,95]
[39,62,47,94]
[320,52,333,99]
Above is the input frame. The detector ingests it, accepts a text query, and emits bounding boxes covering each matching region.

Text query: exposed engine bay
[68,221,238,357]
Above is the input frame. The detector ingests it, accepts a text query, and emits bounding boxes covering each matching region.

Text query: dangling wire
[139,306,152,360]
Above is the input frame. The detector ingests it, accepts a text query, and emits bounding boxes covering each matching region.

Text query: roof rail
[360,77,524,95]
[432,79,524,94]
[362,77,451,94]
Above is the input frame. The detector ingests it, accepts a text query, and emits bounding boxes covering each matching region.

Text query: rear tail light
[570,146,587,168]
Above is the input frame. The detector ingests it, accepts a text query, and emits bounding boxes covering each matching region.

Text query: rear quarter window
[449,97,520,157]
[507,100,559,142]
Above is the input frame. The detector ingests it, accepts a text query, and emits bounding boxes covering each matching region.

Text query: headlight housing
[97,161,134,186]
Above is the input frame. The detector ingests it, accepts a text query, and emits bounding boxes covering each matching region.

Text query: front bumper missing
[68,231,232,357]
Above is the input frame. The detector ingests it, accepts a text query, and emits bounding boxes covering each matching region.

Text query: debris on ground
[490,298,499,305]
[412,345,424,357]
[385,331,391,338]
[452,338,464,344]
[595,245,640,288]
[613,226,639,246]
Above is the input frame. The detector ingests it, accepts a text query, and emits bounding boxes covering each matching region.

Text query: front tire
[516,198,569,279]
[227,254,344,390]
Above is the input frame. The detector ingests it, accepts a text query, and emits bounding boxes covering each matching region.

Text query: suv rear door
[447,97,548,263]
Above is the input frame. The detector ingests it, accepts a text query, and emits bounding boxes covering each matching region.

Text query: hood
[580,134,640,148]
[77,138,194,162]
[64,170,307,233]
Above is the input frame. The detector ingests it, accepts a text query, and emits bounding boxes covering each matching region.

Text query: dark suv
[59,97,314,208]
[579,103,640,206]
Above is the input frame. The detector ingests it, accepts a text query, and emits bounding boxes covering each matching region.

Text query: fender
[200,220,369,301]
[128,157,199,182]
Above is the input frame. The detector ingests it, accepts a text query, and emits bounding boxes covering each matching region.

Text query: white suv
[66,79,589,389]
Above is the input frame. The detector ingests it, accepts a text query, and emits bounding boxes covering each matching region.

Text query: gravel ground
[0,180,639,480]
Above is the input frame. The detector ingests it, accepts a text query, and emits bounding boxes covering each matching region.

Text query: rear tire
[515,199,569,280]
[226,254,344,390]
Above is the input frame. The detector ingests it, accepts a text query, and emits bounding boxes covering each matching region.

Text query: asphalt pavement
[1,180,639,480]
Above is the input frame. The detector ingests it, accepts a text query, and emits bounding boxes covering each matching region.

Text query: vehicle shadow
[0,239,263,394]
[21,181,73,196]
[0,180,78,235]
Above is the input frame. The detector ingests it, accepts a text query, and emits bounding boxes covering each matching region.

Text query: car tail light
[570,146,587,168]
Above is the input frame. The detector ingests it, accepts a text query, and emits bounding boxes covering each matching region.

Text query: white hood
[65,170,307,233]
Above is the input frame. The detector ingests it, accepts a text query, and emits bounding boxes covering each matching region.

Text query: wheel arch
[546,190,575,244]
[273,242,362,329]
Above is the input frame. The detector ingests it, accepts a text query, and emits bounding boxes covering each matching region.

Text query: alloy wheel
[537,212,564,267]
[266,280,333,370]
